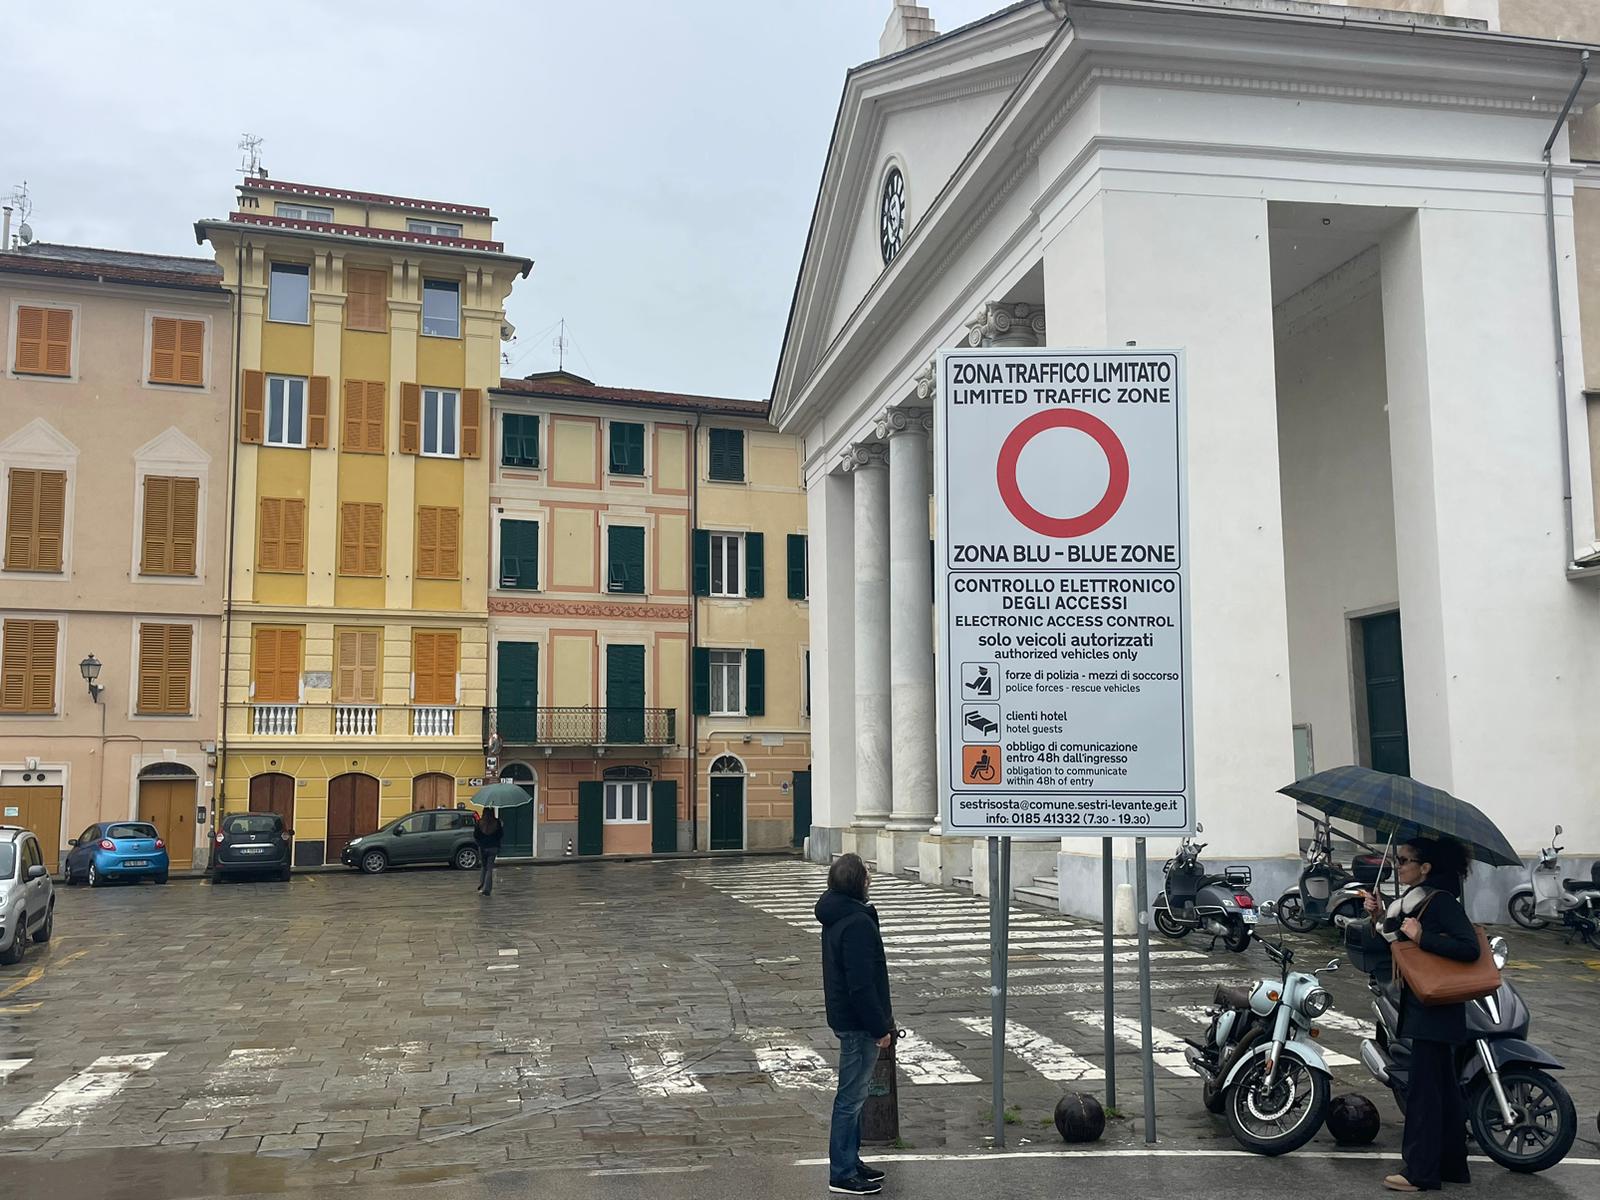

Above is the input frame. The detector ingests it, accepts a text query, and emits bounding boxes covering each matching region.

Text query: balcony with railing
[243,704,478,741]
[484,707,678,749]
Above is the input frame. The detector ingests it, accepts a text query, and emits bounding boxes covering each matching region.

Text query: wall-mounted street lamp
[79,653,103,703]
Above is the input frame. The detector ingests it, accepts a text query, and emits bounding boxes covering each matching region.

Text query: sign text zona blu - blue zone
[951,542,1178,563]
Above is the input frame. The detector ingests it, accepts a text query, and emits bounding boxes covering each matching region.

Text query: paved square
[0,859,1596,1195]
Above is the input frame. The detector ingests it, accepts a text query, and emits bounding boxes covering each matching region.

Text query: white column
[878,404,936,833]
[805,468,857,846]
[846,444,892,828]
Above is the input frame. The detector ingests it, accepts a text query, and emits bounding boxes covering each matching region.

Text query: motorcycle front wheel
[1275,891,1318,934]
[1507,893,1548,930]
[1152,902,1189,939]
[1224,1054,1329,1155]
[1467,1066,1577,1173]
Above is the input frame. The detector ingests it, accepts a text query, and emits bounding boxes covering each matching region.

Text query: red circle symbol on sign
[996,409,1130,538]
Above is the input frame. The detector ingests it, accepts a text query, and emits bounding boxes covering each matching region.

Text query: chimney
[880,1,938,58]
[1,207,10,251]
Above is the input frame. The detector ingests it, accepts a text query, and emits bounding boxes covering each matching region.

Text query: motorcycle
[1152,824,1257,952]
[1506,825,1600,946]
[1337,915,1578,1174]
[1275,811,1391,933]
[1183,899,1337,1154]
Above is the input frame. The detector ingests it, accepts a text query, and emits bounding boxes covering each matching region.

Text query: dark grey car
[341,809,481,875]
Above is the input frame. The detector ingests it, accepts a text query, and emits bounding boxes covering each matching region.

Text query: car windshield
[0,845,13,878]
[107,824,159,840]
[224,815,280,835]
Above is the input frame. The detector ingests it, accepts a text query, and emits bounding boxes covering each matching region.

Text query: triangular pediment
[0,417,79,463]
[133,425,211,468]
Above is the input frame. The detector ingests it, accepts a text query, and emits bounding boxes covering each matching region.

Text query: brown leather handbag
[1389,893,1501,1006]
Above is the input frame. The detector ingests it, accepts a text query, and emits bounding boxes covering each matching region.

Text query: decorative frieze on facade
[489,597,692,621]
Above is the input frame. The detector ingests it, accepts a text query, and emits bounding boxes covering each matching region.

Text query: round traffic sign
[995,409,1129,538]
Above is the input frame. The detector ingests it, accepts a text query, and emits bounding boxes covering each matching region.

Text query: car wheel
[453,845,481,871]
[360,849,389,875]
[33,904,53,944]
[88,863,101,888]
[278,865,292,882]
[154,872,169,884]
[0,917,26,966]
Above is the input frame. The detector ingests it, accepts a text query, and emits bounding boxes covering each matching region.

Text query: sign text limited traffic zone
[935,349,1193,837]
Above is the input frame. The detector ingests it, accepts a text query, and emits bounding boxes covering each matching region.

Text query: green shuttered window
[693,647,763,717]
[502,413,540,468]
[708,427,744,482]
[744,531,764,598]
[786,533,807,599]
[607,525,645,594]
[499,519,539,590]
[744,648,765,717]
[609,421,645,476]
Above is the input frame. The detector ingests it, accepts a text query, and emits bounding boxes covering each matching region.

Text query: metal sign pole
[988,835,1006,1148]
[1102,835,1116,1109]
[1135,836,1156,1143]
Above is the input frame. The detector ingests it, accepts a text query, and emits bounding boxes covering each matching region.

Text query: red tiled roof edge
[241,177,492,218]
[0,253,225,293]
[494,377,771,417]
[226,212,506,252]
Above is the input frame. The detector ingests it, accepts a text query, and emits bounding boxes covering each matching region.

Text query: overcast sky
[2,1,1009,400]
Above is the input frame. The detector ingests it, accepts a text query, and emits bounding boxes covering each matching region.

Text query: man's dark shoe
[828,1177,882,1195]
[855,1163,886,1183]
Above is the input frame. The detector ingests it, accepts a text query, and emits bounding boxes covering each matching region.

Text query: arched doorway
[137,763,197,870]
[412,772,455,812]
[498,763,536,857]
[249,772,295,823]
[708,755,746,851]
[327,773,379,864]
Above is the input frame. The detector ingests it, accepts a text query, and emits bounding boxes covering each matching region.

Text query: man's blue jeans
[829,1030,880,1183]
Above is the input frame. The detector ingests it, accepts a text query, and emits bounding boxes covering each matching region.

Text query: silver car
[0,826,56,966]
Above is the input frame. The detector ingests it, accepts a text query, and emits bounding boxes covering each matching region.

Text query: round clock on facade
[880,166,907,265]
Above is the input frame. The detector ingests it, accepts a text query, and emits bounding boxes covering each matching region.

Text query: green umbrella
[470,781,533,810]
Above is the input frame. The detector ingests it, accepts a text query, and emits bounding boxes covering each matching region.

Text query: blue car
[63,822,170,886]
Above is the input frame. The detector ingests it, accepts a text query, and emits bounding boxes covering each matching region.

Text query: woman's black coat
[1385,887,1482,1044]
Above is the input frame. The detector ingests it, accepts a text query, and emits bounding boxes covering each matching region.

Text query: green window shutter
[496,641,539,743]
[499,519,539,590]
[651,780,678,853]
[692,528,710,596]
[708,428,745,481]
[577,782,605,856]
[502,413,540,467]
[692,647,710,715]
[744,648,765,717]
[609,421,644,475]
[608,525,645,594]
[744,531,764,598]
[787,534,807,599]
[606,643,646,743]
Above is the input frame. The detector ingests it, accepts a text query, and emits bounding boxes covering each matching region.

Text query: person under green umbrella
[474,807,504,896]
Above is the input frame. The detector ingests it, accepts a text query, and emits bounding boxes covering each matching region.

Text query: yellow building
[485,372,809,855]
[198,176,530,866]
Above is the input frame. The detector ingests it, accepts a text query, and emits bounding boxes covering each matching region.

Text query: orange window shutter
[365,381,386,451]
[242,370,266,443]
[24,620,57,712]
[33,470,66,572]
[165,625,193,713]
[361,503,383,576]
[339,503,361,574]
[258,498,282,571]
[334,630,359,702]
[137,624,167,713]
[149,317,179,383]
[4,467,38,571]
[307,376,330,448]
[342,380,365,450]
[170,477,199,575]
[417,506,439,578]
[462,389,482,458]
[440,508,461,578]
[413,632,435,701]
[358,629,380,702]
[0,621,28,710]
[253,628,277,700]
[13,306,45,374]
[260,628,302,704]
[176,319,205,386]
[141,475,173,574]
[347,267,388,333]
[284,500,306,571]
[42,309,72,376]
[400,383,421,454]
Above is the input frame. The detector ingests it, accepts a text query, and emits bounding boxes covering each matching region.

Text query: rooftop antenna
[553,319,569,372]
[237,134,265,180]
[7,182,33,247]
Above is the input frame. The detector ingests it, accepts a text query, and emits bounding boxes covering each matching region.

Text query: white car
[0,826,56,966]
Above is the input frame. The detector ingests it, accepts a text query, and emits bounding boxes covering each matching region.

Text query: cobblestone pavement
[0,858,1596,1196]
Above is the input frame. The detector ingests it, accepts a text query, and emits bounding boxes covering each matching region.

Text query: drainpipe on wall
[1542,51,1596,579]
[216,239,246,838]
[689,412,702,852]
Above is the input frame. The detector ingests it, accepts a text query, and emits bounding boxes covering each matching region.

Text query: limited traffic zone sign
[996,408,1130,538]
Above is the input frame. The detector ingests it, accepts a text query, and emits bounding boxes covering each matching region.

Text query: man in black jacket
[815,853,893,1196]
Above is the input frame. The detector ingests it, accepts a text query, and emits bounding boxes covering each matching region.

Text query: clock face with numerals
[880,166,907,265]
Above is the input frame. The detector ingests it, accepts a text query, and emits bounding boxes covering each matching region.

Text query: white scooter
[1507,825,1600,946]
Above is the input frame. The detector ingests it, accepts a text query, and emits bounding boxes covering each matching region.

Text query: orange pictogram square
[962,745,1002,785]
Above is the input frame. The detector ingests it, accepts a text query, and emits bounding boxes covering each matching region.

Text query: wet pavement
[0,858,1596,1197]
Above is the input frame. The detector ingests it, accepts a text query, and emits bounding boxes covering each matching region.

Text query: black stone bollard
[861,1038,900,1144]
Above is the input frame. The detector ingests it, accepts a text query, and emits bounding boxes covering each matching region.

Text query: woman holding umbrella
[474,807,504,895]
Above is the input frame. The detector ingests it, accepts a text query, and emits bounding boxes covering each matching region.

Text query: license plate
[124,860,148,868]
[239,846,268,853]
[1242,911,1258,924]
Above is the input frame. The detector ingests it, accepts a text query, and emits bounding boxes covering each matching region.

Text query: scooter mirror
[1258,900,1277,920]
[1195,822,1204,834]
[1554,824,1563,837]
[1324,959,1340,972]
[1490,936,1509,970]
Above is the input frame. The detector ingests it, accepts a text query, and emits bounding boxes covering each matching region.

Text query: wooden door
[1,786,62,869]
[791,770,811,849]
[248,773,295,824]
[710,777,744,851]
[1359,611,1410,776]
[412,772,455,812]
[327,773,378,863]
[576,781,604,856]
[138,779,195,869]
[496,641,539,744]
[605,644,645,744]
[651,780,678,854]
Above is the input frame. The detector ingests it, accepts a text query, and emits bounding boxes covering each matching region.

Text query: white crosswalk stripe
[625,1037,707,1096]
[957,1017,1102,1082]
[11,1053,166,1130]
[1062,1009,1196,1076]
[744,1030,836,1090]
[895,1030,981,1085]
[0,1058,31,1084]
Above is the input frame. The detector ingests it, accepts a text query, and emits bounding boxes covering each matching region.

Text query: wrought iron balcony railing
[484,706,677,748]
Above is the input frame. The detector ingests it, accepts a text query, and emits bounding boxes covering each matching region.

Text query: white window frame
[422,388,460,458]
[265,375,308,448]
[408,218,464,238]
[603,780,651,825]
[6,297,82,384]
[421,279,461,338]
[709,531,743,598]
[267,262,311,325]
[709,649,744,717]
[274,202,334,222]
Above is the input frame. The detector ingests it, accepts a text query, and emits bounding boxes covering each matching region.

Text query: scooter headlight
[1302,987,1333,1018]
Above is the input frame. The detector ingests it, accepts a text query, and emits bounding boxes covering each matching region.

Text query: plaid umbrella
[469,782,534,810]
[1278,765,1519,867]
